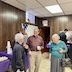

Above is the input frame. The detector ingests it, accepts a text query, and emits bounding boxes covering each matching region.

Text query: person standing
[27,28,44,72]
[68,35,72,64]
[22,29,28,44]
[49,34,68,72]
[59,28,68,44]
[12,33,28,72]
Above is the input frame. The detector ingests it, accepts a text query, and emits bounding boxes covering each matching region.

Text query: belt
[31,50,39,51]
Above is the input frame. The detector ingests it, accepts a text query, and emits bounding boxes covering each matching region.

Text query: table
[0,51,12,60]
[0,59,10,72]
[0,51,30,69]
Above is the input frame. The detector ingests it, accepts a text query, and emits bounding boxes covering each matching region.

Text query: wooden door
[40,27,50,53]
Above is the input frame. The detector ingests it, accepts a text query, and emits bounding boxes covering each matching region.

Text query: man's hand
[28,51,32,56]
[24,44,28,49]
[37,46,41,51]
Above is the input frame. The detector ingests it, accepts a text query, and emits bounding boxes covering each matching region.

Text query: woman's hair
[15,33,24,42]
[52,34,60,40]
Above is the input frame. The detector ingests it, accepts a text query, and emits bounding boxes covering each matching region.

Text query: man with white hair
[12,33,28,72]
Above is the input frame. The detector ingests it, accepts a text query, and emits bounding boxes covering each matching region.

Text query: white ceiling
[1,0,72,17]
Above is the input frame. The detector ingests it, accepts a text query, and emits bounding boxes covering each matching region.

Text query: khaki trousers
[29,51,41,72]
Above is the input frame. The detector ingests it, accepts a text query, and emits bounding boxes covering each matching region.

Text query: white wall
[25,25,38,37]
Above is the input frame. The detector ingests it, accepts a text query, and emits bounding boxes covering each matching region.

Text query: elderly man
[12,33,28,72]
[27,28,44,72]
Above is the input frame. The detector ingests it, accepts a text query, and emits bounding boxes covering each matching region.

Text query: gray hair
[52,34,60,40]
[34,28,40,32]
[15,33,24,42]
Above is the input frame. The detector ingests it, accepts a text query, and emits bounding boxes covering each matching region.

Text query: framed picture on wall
[42,20,48,26]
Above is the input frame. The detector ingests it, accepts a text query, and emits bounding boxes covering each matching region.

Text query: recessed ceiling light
[45,5,63,13]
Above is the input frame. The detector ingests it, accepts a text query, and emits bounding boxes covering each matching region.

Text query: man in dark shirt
[59,28,68,44]
[12,33,28,72]
[27,28,44,72]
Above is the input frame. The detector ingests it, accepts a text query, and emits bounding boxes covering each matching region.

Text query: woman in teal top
[49,34,68,72]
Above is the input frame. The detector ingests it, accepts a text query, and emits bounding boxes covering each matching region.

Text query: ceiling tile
[1,0,7,1]
[26,9,44,17]
[33,7,52,15]
[1,0,28,11]
[27,9,41,16]
[43,13,54,17]
[17,0,42,8]
[27,11,44,17]
[57,0,72,4]
[37,0,57,6]
[37,15,45,17]
[64,10,72,15]
[53,12,64,16]
[2,0,72,17]
[60,2,72,11]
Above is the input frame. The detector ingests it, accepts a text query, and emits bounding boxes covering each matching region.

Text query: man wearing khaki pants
[27,28,44,72]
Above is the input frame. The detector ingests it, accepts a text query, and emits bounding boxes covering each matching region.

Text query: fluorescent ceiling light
[45,5,63,13]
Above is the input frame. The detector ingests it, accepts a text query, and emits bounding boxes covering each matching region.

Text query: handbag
[61,53,71,67]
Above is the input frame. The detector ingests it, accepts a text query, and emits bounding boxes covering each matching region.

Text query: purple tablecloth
[0,51,30,69]
[0,51,12,60]
[0,59,10,72]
